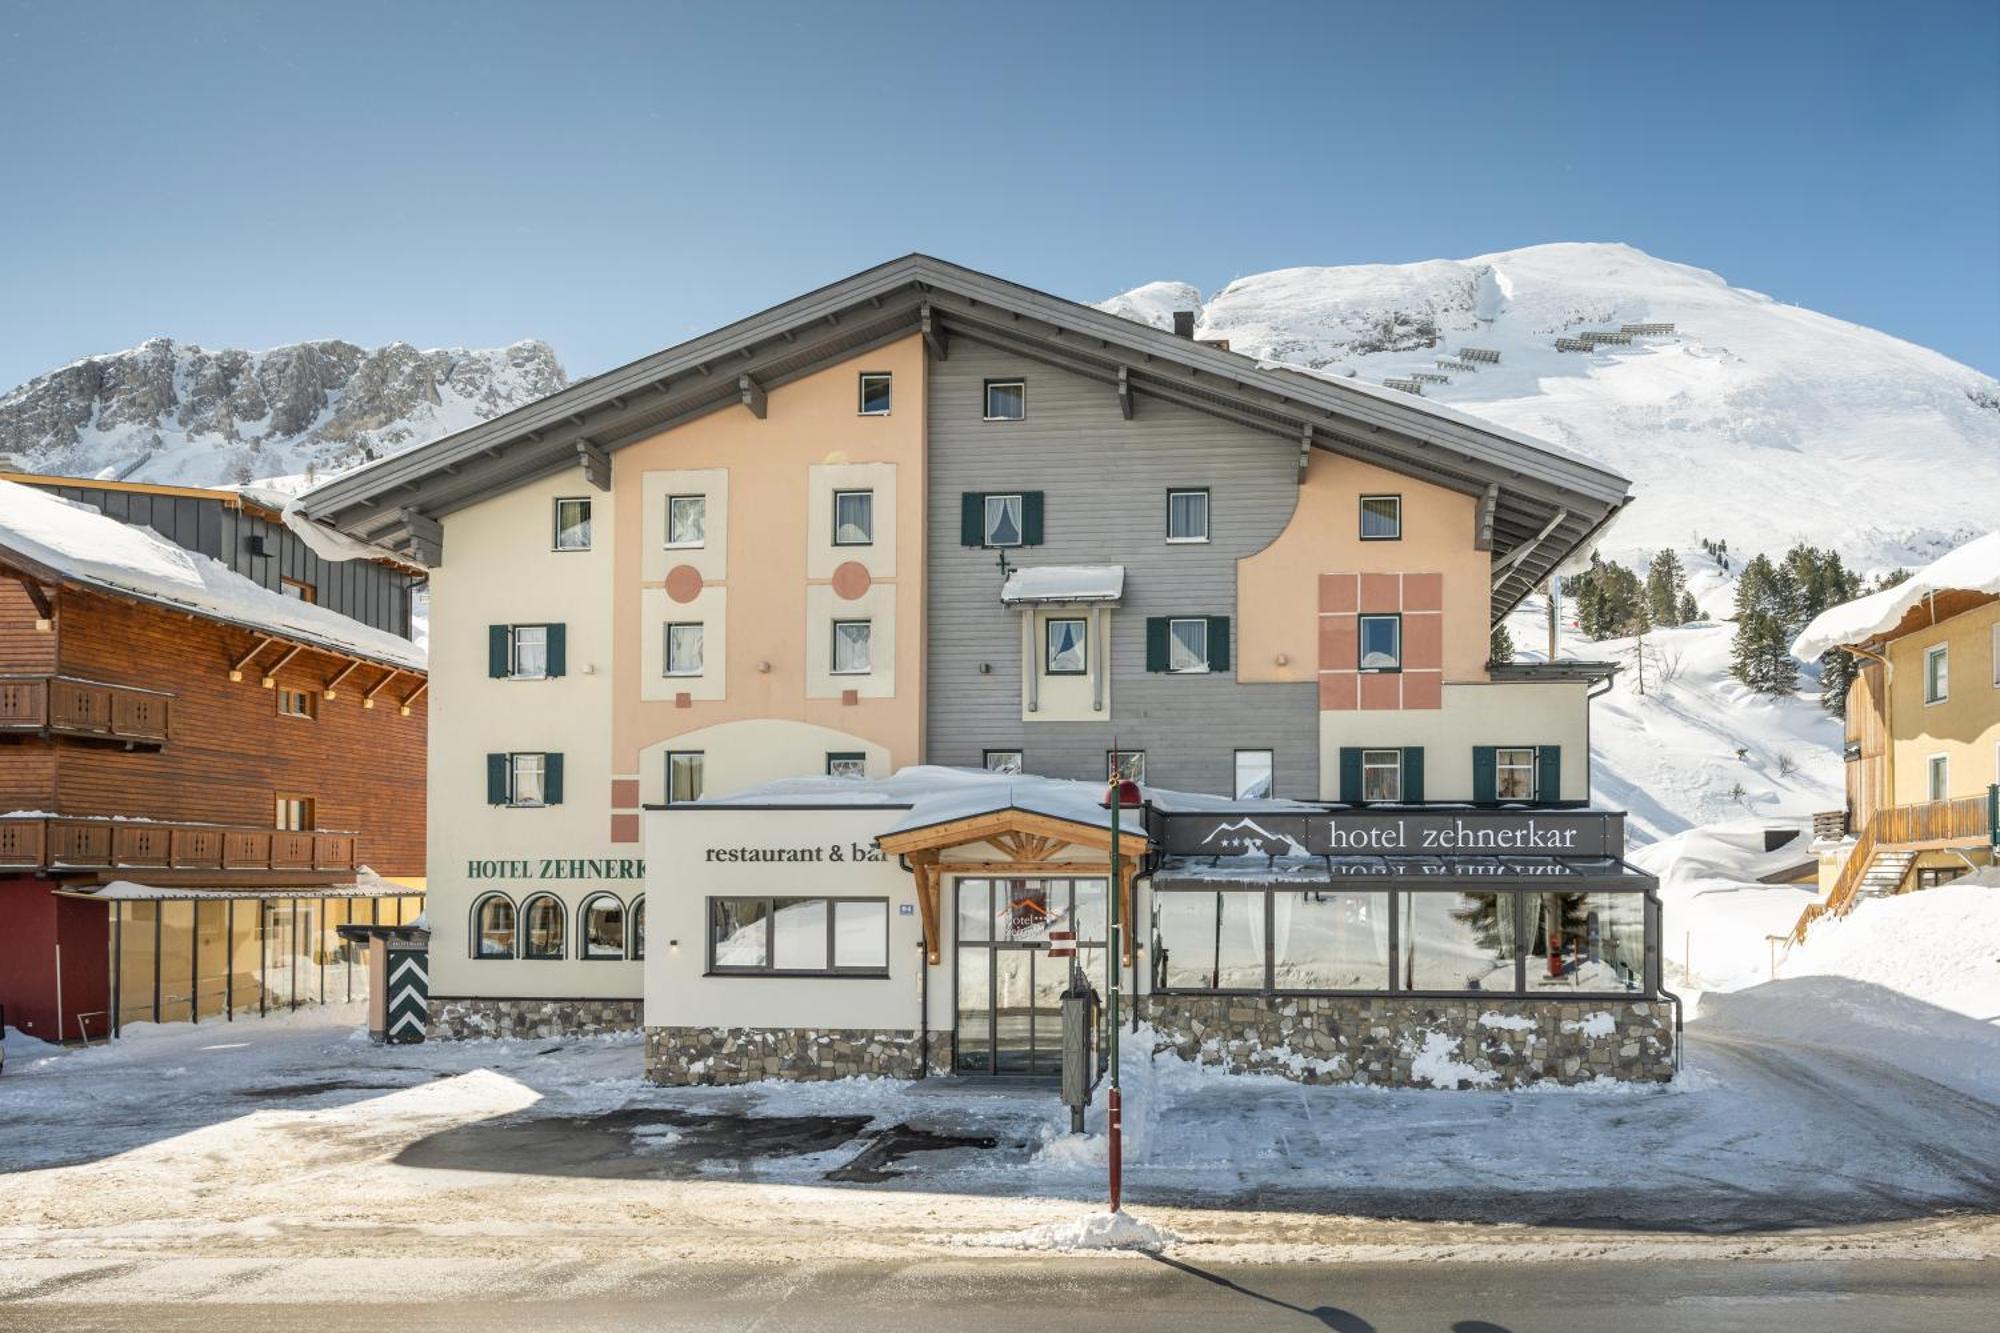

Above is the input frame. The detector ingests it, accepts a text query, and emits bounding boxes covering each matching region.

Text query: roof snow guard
[295,255,1634,619]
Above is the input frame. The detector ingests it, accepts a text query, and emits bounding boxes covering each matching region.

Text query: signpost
[1102,774,1142,1213]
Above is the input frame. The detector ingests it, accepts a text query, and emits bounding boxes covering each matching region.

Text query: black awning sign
[1161,810,1624,859]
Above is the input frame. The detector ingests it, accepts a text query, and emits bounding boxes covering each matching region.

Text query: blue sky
[1,0,1995,391]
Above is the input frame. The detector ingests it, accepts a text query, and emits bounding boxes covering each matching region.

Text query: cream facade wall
[1884,600,2000,805]
[427,468,641,1001]
[635,719,891,805]
[1020,606,1114,722]
[1318,682,1592,803]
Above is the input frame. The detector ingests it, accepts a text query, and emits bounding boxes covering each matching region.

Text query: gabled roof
[296,254,1634,619]
[1792,532,2000,659]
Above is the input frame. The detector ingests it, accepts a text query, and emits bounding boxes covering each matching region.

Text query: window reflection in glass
[1235,750,1274,799]
[711,898,770,969]
[667,494,706,547]
[475,896,515,958]
[1362,749,1402,802]
[1358,615,1400,669]
[832,620,872,674]
[555,498,593,550]
[521,894,566,959]
[834,489,874,545]
[581,895,625,959]
[1168,618,1209,672]
[772,898,830,971]
[1399,892,1515,992]
[1046,618,1087,674]
[1525,892,1644,992]
[1496,748,1537,800]
[1272,890,1389,989]
[1360,495,1401,540]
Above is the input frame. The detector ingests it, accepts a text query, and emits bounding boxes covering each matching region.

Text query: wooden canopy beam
[228,636,274,682]
[259,644,304,687]
[11,573,52,622]
[910,851,942,965]
[361,667,399,709]
[876,807,1150,858]
[399,679,429,715]
[322,660,361,699]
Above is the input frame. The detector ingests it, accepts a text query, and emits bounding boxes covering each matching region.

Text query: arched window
[473,894,515,959]
[580,893,626,960]
[629,896,645,960]
[520,893,566,960]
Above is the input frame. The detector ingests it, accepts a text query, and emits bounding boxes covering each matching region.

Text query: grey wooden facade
[924,341,1317,797]
[31,483,418,640]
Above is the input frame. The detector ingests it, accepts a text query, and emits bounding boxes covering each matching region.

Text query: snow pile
[1408,1030,1498,1088]
[1793,531,2000,658]
[1102,242,2000,573]
[1774,881,2000,1023]
[0,479,425,668]
[1633,822,1826,990]
[999,564,1125,604]
[959,1209,1179,1253]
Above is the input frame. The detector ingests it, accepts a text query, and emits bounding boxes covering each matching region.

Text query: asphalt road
[4,1257,1994,1332]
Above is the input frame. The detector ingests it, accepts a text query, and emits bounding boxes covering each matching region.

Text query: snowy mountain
[0,337,566,488]
[1102,243,2000,574]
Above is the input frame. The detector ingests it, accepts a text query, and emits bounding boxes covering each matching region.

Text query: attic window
[984,379,1025,421]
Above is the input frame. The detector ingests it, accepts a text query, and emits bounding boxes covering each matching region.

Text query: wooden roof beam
[258,644,305,688]
[10,573,52,623]
[739,374,767,419]
[362,667,399,710]
[1475,482,1500,552]
[399,679,429,716]
[228,635,275,683]
[1116,365,1134,420]
[322,660,361,699]
[920,302,947,361]
[577,439,612,491]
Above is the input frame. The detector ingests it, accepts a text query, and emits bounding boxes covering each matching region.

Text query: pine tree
[1490,621,1515,665]
[1677,590,1700,624]
[1646,549,1688,626]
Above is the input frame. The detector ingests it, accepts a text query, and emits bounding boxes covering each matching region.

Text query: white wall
[1318,681,1593,802]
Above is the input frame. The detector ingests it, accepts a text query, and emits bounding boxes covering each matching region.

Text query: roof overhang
[297,255,1635,619]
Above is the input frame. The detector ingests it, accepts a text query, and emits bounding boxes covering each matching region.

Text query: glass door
[954,877,1109,1076]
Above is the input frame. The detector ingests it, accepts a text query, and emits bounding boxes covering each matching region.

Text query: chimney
[1172,310,1196,339]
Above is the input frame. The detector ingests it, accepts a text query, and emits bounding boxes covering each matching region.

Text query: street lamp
[1102,771,1143,1213]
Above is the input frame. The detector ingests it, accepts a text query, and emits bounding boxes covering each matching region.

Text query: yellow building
[1793,533,2000,930]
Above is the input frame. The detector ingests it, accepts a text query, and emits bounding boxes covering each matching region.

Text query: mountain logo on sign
[1200,818,1308,856]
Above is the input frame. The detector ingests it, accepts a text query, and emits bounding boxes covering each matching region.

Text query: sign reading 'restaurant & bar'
[1159,810,1626,859]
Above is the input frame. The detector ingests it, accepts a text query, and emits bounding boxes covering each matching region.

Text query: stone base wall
[1146,995,1675,1088]
[428,996,643,1040]
[645,1026,957,1084]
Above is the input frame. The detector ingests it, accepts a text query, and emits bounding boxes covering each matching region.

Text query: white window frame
[665,494,707,549]
[983,378,1026,422]
[1358,614,1402,672]
[275,795,313,831]
[982,493,1025,547]
[858,372,892,416]
[664,622,705,677]
[509,752,547,808]
[1362,749,1404,803]
[1045,617,1088,675]
[1167,617,1210,674]
[666,751,704,804]
[578,893,627,961]
[509,624,549,680]
[984,749,1024,775]
[277,686,316,719]
[1926,752,1949,803]
[826,752,868,779]
[1166,489,1210,544]
[1924,643,1949,704]
[1234,749,1274,800]
[553,497,593,552]
[833,489,874,546]
[1496,747,1538,801]
[831,619,873,675]
[1359,494,1402,541]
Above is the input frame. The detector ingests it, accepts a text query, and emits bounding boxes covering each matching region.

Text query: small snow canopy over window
[1792,532,2000,659]
[1001,564,1124,605]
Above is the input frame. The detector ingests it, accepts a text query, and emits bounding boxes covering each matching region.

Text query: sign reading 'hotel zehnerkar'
[466,858,646,880]
[1162,811,1625,859]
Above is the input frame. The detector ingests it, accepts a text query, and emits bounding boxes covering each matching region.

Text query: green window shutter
[1338,747,1363,803]
[1402,747,1425,804]
[1021,492,1045,545]
[1472,746,1498,804]
[1536,745,1562,803]
[1145,617,1170,672]
[545,624,567,678]
[1206,616,1231,672]
[960,493,983,546]
[544,753,564,806]
[486,753,508,804]
[488,625,510,678]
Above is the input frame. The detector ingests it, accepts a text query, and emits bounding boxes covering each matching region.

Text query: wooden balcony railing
[1793,792,1996,943]
[0,674,172,745]
[0,816,356,875]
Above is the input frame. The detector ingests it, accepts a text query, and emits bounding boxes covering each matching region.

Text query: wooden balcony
[1876,794,1994,848]
[0,674,172,746]
[0,816,357,876]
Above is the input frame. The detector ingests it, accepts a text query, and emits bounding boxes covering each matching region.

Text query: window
[984,749,1024,775]
[275,795,314,831]
[520,894,565,959]
[277,687,317,719]
[983,493,1024,547]
[708,897,891,975]
[827,752,867,778]
[1359,495,1402,540]
[1526,892,1645,993]
[1925,643,1949,704]
[1167,489,1210,543]
[1275,891,1392,990]
[1362,749,1403,803]
[858,372,892,415]
[554,497,592,551]
[280,577,316,603]
[1045,617,1087,674]
[631,897,646,960]
[1152,890,1265,990]
[473,895,515,959]
[509,625,549,679]
[833,490,874,546]
[983,378,1025,421]
[1928,753,1949,802]
[510,752,547,807]
[1399,892,1517,992]
[1234,750,1274,800]
[666,494,707,548]
[667,751,704,804]
[1108,750,1146,783]
[665,622,705,676]
[1358,614,1401,670]
[579,894,626,960]
[1496,748,1538,801]
[832,620,872,674]
[1168,618,1210,673]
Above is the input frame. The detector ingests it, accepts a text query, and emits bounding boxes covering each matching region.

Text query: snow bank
[1792,531,2000,658]
[0,479,424,669]
[1775,882,2000,1023]
[958,1210,1178,1253]
[1000,564,1124,604]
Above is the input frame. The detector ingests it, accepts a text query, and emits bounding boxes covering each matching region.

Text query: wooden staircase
[1791,793,1995,943]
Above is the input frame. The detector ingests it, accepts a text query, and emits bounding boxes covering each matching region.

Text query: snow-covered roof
[1000,565,1125,604]
[59,867,406,902]
[0,480,426,671]
[1791,532,2000,659]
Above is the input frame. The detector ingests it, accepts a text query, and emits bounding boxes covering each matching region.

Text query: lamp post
[1103,771,1142,1213]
